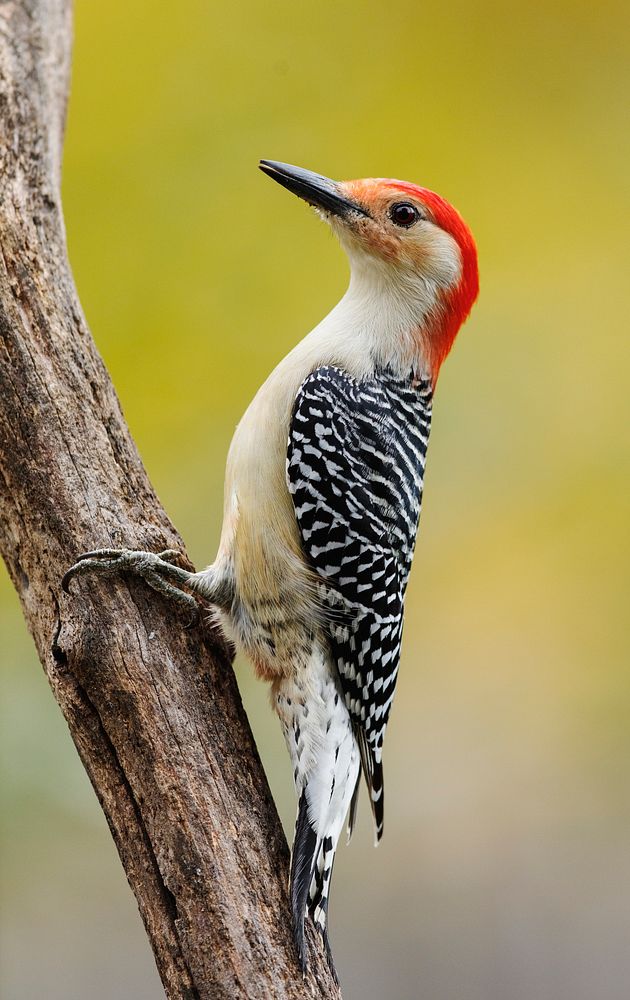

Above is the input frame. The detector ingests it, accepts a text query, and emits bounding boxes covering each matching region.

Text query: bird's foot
[62,548,200,618]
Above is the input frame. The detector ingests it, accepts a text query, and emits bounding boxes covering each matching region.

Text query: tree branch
[0,3,339,997]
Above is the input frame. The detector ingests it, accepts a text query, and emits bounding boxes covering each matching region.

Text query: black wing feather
[287,365,432,835]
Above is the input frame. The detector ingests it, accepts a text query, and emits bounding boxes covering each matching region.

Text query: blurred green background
[2,0,629,997]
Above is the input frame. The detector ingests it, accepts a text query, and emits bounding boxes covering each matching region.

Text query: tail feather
[282,648,361,977]
[356,728,385,843]
[346,769,361,843]
[290,791,318,974]
[308,841,339,984]
[308,835,334,931]
[371,757,384,842]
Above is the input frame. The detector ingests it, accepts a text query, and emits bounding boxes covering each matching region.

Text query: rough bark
[0,3,340,998]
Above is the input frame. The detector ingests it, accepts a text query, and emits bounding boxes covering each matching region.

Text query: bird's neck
[308,254,438,381]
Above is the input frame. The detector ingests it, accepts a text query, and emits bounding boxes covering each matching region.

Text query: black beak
[259,160,369,219]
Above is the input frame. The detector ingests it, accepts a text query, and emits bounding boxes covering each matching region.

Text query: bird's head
[260,160,478,382]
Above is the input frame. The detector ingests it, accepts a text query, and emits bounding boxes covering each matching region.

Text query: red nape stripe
[389,182,479,382]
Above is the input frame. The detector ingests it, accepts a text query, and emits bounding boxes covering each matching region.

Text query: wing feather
[287,365,432,837]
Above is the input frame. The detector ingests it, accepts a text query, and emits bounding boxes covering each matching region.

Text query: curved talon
[62,556,118,592]
[62,548,126,590]
[75,548,128,562]
[144,568,198,611]
[157,549,186,566]
[62,547,200,623]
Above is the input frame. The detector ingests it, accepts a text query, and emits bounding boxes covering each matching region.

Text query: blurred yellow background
[1,0,629,997]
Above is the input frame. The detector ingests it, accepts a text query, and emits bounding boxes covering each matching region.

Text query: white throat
[303,251,439,380]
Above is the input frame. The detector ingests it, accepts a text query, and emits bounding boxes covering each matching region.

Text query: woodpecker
[64,160,479,979]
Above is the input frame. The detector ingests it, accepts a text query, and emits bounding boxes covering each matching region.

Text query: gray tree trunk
[0,3,340,997]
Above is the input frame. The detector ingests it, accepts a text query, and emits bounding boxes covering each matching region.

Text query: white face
[330,179,463,293]
[259,162,464,295]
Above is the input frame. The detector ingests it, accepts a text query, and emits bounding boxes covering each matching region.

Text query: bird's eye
[390,202,420,228]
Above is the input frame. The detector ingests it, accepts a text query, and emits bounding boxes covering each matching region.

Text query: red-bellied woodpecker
[64,160,479,979]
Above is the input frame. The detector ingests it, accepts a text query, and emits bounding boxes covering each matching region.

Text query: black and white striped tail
[287,666,360,979]
[290,796,343,981]
[308,835,338,982]
[290,803,347,983]
[291,743,383,979]
[290,791,318,975]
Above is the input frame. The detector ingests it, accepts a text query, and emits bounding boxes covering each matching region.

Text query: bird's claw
[62,547,200,622]
[156,548,185,565]
[62,548,161,591]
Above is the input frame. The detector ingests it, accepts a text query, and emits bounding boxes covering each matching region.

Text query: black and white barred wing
[287,365,432,836]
